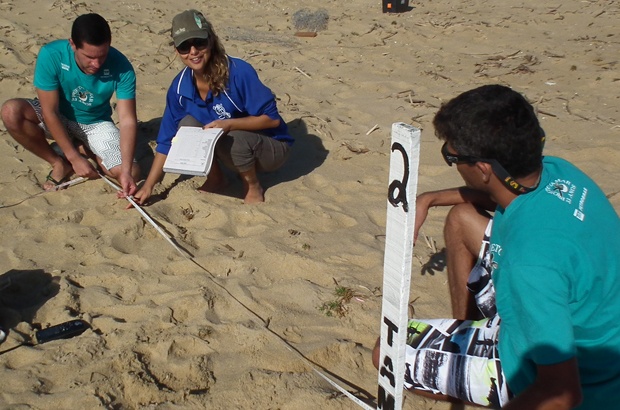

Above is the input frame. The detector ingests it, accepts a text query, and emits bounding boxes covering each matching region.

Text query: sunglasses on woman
[176,38,210,55]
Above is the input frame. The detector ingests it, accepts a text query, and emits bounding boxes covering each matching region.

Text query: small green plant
[319,300,346,317]
[318,280,362,318]
[335,286,354,303]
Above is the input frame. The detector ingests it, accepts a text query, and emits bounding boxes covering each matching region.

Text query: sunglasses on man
[176,38,210,55]
[441,142,537,195]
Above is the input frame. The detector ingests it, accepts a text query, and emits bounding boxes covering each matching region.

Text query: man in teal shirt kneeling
[374,84,620,409]
[0,13,139,195]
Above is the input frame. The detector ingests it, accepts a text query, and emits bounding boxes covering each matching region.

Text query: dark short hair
[432,84,544,178]
[71,13,112,48]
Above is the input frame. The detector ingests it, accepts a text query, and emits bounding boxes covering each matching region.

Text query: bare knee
[1,99,35,131]
[372,337,381,369]
[444,203,490,256]
[1,99,21,128]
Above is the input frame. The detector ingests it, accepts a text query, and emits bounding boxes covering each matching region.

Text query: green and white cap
[171,10,210,47]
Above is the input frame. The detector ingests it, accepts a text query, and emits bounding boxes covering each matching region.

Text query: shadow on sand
[0,268,61,341]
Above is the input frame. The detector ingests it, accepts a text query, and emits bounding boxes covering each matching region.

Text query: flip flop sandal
[45,169,72,187]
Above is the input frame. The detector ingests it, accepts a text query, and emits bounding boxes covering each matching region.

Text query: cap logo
[194,13,203,28]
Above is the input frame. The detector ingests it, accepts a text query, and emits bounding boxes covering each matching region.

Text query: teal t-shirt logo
[545,179,576,204]
[72,86,94,106]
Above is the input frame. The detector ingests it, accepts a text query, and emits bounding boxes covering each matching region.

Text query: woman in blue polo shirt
[134,10,293,204]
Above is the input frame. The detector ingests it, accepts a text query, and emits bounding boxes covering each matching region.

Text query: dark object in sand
[35,319,90,344]
[295,31,318,38]
[383,0,410,13]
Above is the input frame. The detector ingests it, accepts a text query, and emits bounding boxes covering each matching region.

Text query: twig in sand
[300,114,328,123]
[366,124,379,135]
[423,234,438,254]
[424,70,452,81]
[414,254,424,266]
[559,97,572,115]
[342,141,369,154]
[247,51,270,58]
[485,50,521,61]
[294,66,312,78]
[538,110,557,118]
[295,32,317,38]
[594,10,606,18]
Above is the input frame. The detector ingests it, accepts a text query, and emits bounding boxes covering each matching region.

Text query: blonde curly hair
[200,21,228,96]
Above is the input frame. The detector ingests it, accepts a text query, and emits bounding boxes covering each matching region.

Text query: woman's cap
[171,10,210,47]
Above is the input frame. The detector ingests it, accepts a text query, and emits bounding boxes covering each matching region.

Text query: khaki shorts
[28,99,124,170]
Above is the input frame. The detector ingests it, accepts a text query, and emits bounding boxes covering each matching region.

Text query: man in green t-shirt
[0,13,139,195]
[373,85,620,409]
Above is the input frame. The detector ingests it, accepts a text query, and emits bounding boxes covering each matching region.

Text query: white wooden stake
[377,123,421,410]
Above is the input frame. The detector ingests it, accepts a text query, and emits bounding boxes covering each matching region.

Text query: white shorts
[28,99,124,170]
[405,219,512,408]
[405,315,510,408]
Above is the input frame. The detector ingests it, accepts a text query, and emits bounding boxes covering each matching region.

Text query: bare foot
[243,182,265,204]
[197,177,228,193]
[239,167,264,204]
[42,159,74,191]
[197,161,228,193]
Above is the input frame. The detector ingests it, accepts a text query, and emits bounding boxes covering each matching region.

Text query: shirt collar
[177,67,196,99]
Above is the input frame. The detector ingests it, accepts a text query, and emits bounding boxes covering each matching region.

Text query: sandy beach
[0,0,618,408]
